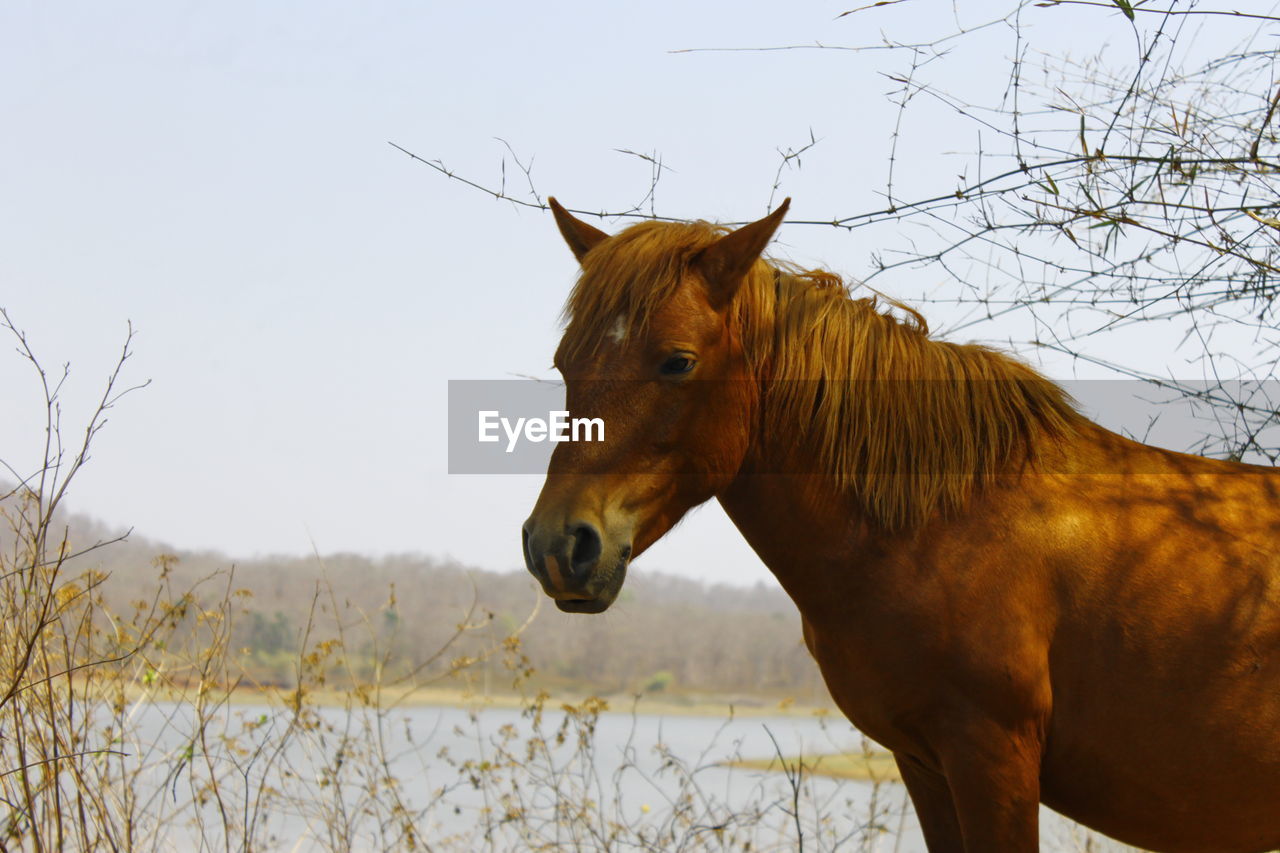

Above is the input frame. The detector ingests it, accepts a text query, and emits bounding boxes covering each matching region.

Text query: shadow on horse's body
[521,198,1280,852]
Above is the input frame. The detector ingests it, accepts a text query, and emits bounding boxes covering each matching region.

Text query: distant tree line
[18,500,828,703]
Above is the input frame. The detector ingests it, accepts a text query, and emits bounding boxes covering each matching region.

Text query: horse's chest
[801,618,950,755]
[802,601,1050,760]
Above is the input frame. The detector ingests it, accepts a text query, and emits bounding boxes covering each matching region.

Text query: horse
[520,197,1280,852]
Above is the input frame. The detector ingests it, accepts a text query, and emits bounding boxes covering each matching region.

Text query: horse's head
[521,198,789,612]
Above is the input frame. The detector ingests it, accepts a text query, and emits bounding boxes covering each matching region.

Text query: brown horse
[521,198,1280,852]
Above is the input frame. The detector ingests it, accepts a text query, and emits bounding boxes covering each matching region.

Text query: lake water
[114,700,1127,851]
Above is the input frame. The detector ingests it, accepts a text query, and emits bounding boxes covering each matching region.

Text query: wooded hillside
[21,496,828,702]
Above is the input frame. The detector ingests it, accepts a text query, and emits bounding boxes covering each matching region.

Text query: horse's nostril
[569,523,602,573]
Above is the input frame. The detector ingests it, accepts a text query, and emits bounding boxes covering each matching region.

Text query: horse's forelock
[558,219,731,363]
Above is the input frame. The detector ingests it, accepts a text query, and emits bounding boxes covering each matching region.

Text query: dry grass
[0,310,903,851]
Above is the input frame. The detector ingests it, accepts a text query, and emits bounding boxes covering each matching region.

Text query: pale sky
[1,2,1259,586]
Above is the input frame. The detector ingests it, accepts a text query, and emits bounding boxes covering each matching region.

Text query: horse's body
[522,198,1280,851]
[727,426,1280,852]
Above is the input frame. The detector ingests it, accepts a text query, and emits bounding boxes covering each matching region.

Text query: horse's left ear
[695,198,790,308]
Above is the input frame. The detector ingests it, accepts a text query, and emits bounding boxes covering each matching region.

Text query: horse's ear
[695,198,790,308]
[549,197,609,264]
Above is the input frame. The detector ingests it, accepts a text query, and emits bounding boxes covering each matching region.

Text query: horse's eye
[660,354,696,376]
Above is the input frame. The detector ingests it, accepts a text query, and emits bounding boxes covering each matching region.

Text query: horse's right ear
[549,198,609,264]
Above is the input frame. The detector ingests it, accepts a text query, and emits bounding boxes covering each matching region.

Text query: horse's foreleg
[937,725,1042,852]
[895,752,964,852]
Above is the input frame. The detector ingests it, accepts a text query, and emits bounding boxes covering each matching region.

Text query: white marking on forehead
[606,315,627,345]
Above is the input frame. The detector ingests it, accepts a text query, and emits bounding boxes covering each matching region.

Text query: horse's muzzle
[521,518,630,613]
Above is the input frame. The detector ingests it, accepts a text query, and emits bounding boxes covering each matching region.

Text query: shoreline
[725,752,902,784]
[121,680,841,719]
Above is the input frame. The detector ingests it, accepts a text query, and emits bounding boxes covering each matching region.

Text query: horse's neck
[719,416,1249,614]
[716,469,878,617]
[718,396,886,604]
[716,416,1123,614]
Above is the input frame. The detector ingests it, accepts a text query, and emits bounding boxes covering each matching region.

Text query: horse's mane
[560,219,1082,529]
